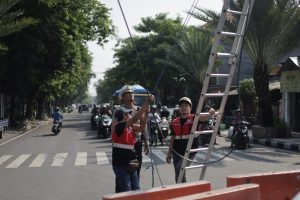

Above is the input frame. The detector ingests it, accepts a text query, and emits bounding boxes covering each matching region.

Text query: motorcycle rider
[91,105,100,130]
[51,106,63,128]
[112,93,153,192]
[160,106,170,118]
[230,109,251,148]
[100,105,112,116]
[166,97,215,183]
[148,105,162,146]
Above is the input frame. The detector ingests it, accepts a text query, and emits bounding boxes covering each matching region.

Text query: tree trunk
[36,95,46,120]
[253,63,274,126]
[25,93,35,119]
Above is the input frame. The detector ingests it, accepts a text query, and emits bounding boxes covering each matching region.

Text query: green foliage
[96,13,184,105]
[0,0,36,50]
[192,0,300,126]
[238,79,257,117]
[239,79,256,103]
[274,117,290,138]
[0,0,114,122]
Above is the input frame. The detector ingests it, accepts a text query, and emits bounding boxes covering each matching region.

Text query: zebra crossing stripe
[142,153,151,163]
[0,155,13,165]
[96,152,109,165]
[51,153,68,166]
[75,152,87,166]
[29,154,48,167]
[152,150,166,162]
[6,154,31,168]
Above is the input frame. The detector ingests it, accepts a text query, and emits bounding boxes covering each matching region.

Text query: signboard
[280,70,300,92]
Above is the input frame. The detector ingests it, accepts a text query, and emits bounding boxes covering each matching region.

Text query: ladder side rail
[228,0,252,65]
[208,0,231,66]
[176,0,231,184]
[200,0,255,180]
[199,61,239,180]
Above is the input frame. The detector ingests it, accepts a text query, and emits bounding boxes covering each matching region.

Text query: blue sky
[88,0,223,96]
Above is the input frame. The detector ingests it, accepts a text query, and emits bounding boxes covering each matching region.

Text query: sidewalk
[0,119,50,145]
[220,129,300,152]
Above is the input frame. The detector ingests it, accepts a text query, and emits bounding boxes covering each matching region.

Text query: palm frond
[0,0,19,16]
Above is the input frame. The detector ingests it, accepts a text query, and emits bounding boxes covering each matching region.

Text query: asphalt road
[0,112,299,200]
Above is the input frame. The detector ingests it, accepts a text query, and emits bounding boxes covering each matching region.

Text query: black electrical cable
[117,0,148,90]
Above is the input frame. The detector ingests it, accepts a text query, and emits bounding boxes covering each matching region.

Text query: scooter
[159,117,169,138]
[98,114,112,139]
[52,120,62,135]
[229,121,250,149]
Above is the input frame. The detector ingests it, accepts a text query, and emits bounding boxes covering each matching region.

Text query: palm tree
[192,0,300,126]
[0,0,36,51]
[166,28,222,105]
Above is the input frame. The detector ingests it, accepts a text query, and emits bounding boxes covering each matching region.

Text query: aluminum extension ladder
[177,0,255,183]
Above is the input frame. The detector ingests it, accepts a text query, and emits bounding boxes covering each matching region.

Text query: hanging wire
[117,0,148,90]
[116,0,252,186]
[152,0,200,94]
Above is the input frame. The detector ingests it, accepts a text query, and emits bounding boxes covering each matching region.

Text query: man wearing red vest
[112,94,153,192]
[166,97,215,183]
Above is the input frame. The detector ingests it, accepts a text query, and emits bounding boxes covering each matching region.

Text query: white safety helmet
[118,85,134,98]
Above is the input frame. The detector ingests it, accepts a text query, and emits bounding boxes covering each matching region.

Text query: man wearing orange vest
[166,97,215,183]
[112,94,153,192]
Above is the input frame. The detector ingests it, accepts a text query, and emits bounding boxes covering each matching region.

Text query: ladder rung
[185,164,204,170]
[190,147,209,153]
[205,93,225,97]
[195,130,214,135]
[220,31,243,37]
[210,73,230,77]
[216,52,235,58]
[226,9,248,15]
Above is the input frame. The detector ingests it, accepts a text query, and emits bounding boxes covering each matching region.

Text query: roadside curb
[250,137,300,152]
[0,120,50,146]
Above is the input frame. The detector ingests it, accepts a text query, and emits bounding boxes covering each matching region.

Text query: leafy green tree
[0,0,36,51]
[96,13,184,105]
[0,0,114,123]
[238,79,257,117]
[192,0,300,126]
[165,28,222,105]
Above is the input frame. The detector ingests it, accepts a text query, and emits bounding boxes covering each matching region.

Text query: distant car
[82,104,89,111]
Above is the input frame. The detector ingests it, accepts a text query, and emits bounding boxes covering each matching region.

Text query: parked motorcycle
[229,121,251,149]
[98,114,112,139]
[52,120,62,135]
[198,118,214,145]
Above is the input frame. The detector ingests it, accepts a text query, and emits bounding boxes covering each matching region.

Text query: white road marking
[6,154,31,168]
[74,152,87,166]
[0,155,13,165]
[142,153,152,163]
[96,152,109,165]
[29,154,48,167]
[51,153,68,166]
[152,150,167,162]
